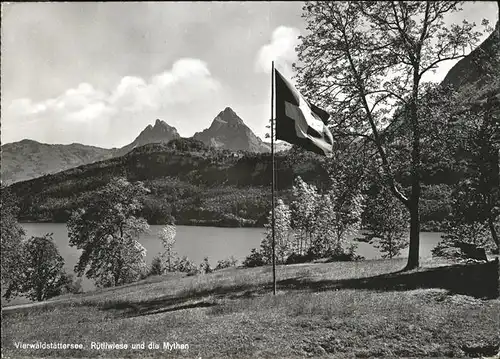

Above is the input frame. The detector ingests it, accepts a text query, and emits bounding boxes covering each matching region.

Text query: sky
[1,1,498,148]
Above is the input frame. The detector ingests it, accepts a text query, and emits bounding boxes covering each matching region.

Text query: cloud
[255,26,301,78]
[108,58,221,112]
[2,58,222,147]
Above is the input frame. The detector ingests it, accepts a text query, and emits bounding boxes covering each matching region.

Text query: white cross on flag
[274,69,334,156]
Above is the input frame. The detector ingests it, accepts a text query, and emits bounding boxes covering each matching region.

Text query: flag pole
[271,61,276,296]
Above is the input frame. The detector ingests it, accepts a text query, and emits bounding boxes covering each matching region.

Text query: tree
[149,256,164,276]
[320,145,366,255]
[67,178,149,287]
[5,234,69,302]
[301,140,367,259]
[1,186,25,291]
[309,193,335,256]
[290,177,319,255]
[446,81,500,253]
[158,224,177,272]
[294,1,485,269]
[311,189,364,258]
[262,199,293,264]
[363,188,409,259]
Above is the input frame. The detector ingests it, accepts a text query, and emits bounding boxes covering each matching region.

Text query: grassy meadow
[2,258,499,358]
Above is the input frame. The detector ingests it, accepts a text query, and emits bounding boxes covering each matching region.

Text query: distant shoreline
[19,221,442,233]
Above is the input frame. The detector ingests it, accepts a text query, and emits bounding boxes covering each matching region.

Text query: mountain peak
[192,107,268,152]
[223,106,235,115]
[153,118,176,130]
[215,107,244,126]
[117,119,180,156]
[154,118,165,127]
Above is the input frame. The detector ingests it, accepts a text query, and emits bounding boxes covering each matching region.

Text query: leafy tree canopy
[67,177,149,287]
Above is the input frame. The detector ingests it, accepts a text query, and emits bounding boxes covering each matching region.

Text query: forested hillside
[7,140,328,227]
[6,136,470,230]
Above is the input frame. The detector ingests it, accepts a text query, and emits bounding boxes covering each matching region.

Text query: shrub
[172,256,199,275]
[433,221,494,260]
[199,257,213,274]
[325,251,365,262]
[60,273,83,295]
[149,256,164,276]
[285,252,316,264]
[242,248,266,267]
[215,256,238,270]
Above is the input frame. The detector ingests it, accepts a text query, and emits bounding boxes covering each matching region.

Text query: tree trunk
[406,199,420,270]
[168,248,171,272]
[300,232,303,255]
[36,284,43,302]
[405,91,421,271]
[488,215,500,255]
[114,256,122,287]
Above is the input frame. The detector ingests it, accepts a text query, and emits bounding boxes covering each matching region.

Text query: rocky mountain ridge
[1,107,270,184]
[193,107,269,153]
[115,118,181,157]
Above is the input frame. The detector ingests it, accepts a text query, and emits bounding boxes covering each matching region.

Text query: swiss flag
[274,69,334,156]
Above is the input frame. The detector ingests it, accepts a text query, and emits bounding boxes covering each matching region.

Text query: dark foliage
[242,249,266,268]
[149,256,164,276]
[215,257,238,270]
[4,234,69,302]
[285,252,316,265]
[1,186,25,287]
[172,256,199,275]
[199,257,213,274]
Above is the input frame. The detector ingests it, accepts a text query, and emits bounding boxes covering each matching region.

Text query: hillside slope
[0,140,116,185]
[2,259,499,358]
[442,19,500,91]
[1,118,181,185]
[7,141,326,226]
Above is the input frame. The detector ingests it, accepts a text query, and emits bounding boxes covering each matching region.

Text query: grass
[2,258,499,358]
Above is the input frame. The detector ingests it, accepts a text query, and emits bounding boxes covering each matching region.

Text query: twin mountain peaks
[1,107,288,184]
[125,107,268,155]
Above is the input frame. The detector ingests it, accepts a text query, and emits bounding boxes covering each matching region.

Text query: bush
[286,244,364,265]
[149,256,164,276]
[325,243,365,262]
[285,252,316,264]
[433,221,494,260]
[199,257,213,274]
[60,273,83,295]
[242,248,266,267]
[215,256,238,270]
[172,256,199,275]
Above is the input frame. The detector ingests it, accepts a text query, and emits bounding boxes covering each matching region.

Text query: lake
[21,223,444,292]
